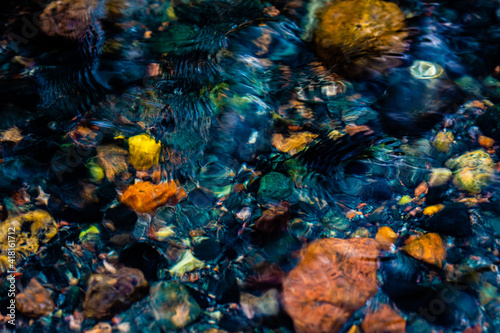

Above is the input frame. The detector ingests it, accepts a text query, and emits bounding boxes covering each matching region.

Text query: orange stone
[282,238,380,333]
[361,304,406,333]
[361,304,405,333]
[121,180,186,214]
[403,233,446,267]
[463,325,482,333]
[375,226,398,249]
[478,135,495,149]
[16,278,55,318]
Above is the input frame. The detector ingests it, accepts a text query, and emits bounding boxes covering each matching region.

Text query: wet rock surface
[83,267,149,319]
[149,281,201,330]
[0,0,499,332]
[16,278,55,318]
[282,238,380,333]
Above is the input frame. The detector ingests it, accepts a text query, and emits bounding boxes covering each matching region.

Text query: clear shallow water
[0,0,500,332]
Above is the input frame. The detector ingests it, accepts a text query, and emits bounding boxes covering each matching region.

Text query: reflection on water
[0,0,500,332]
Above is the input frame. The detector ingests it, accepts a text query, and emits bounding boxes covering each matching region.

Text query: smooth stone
[150,281,201,330]
[258,172,294,200]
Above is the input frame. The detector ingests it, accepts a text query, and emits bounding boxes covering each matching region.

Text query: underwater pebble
[428,168,452,187]
[240,289,280,319]
[282,238,380,333]
[258,172,294,200]
[361,304,406,333]
[121,180,186,213]
[314,0,407,78]
[16,278,55,318]
[446,150,494,193]
[150,281,201,330]
[433,131,454,153]
[375,226,398,250]
[403,233,446,268]
[83,267,149,319]
[128,133,161,170]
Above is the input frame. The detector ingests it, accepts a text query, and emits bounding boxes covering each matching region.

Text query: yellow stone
[423,204,445,216]
[347,326,361,333]
[398,195,412,205]
[271,132,318,155]
[169,250,205,277]
[0,210,58,271]
[428,168,452,187]
[128,133,161,170]
[446,150,494,193]
[433,131,454,153]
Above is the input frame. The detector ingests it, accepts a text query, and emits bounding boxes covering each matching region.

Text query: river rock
[16,278,55,318]
[150,281,201,330]
[83,267,149,319]
[282,238,380,333]
[258,172,294,200]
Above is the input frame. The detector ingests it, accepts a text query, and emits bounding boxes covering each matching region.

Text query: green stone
[258,172,294,200]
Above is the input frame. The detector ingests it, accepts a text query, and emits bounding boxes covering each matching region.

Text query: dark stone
[105,204,137,232]
[188,187,214,208]
[380,252,477,327]
[445,247,465,264]
[477,105,500,140]
[83,267,149,319]
[425,184,448,205]
[344,161,369,175]
[120,243,166,281]
[63,285,83,313]
[421,203,471,237]
[192,237,222,261]
[206,268,240,304]
[361,180,393,202]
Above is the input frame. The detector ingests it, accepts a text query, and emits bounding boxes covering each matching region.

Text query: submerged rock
[428,168,452,187]
[361,304,406,333]
[379,252,473,326]
[16,278,55,318]
[282,238,380,333]
[150,281,201,330]
[39,0,97,39]
[128,133,162,171]
[421,204,471,237]
[433,131,454,153]
[169,250,205,278]
[375,226,398,250]
[477,105,500,141]
[240,289,280,319]
[254,201,290,242]
[96,145,128,182]
[258,172,294,200]
[0,210,57,271]
[403,233,446,268]
[83,267,149,319]
[314,0,407,78]
[121,180,186,214]
[446,150,494,193]
[271,132,318,155]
